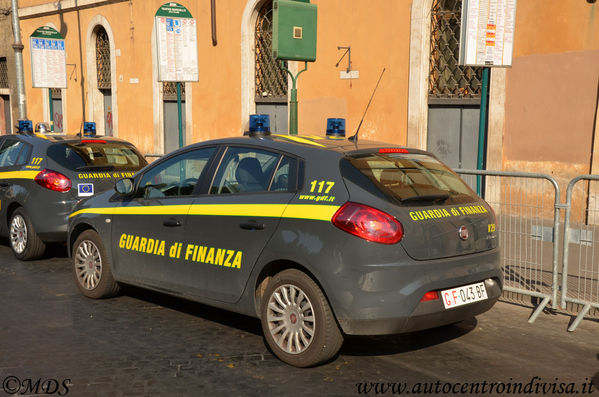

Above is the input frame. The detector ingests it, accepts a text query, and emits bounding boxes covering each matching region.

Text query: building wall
[502,0,599,186]
[17,0,413,155]
[14,0,599,191]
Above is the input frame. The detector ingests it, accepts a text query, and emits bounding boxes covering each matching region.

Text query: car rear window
[47,141,147,171]
[342,151,478,206]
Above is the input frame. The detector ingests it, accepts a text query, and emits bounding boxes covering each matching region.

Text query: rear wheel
[260,269,343,367]
[72,230,120,299]
[9,208,46,261]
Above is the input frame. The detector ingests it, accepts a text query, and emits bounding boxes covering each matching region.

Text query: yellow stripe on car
[271,134,326,148]
[0,170,40,179]
[70,203,340,222]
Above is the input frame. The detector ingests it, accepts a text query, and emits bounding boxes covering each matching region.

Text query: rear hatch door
[46,138,147,200]
[341,149,497,260]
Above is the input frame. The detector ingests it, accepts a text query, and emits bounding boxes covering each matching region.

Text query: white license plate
[441,282,488,309]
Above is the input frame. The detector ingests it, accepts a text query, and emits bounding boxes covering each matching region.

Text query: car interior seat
[235,157,265,192]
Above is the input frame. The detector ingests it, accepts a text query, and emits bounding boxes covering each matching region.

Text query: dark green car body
[68,133,502,365]
[0,133,146,259]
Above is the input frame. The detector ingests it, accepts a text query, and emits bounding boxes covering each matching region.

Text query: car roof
[12,133,130,145]
[180,134,425,157]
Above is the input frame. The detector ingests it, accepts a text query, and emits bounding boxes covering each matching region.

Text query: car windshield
[47,141,147,171]
[342,151,477,206]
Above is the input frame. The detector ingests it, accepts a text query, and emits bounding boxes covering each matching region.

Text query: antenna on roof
[348,67,386,143]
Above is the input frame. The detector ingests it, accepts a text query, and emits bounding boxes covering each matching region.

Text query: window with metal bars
[0,58,8,89]
[51,88,61,98]
[428,0,482,100]
[255,0,287,101]
[96,27,111,90]
[163,82,186,101]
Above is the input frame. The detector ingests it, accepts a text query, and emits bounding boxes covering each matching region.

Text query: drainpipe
[10,0,27,120]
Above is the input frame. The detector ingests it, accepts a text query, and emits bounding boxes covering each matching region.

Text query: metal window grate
[163,82,186,101]
[255,0,288,101]
[96,27,111,90]
[429,0,482,99]
[0,58,8,89]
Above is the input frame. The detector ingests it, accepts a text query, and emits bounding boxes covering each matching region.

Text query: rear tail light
[420,291,439,302]
[34,169,72,192]
[332,202,403,244]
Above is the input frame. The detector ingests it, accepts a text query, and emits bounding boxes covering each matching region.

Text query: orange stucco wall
[18,0,413,155]
[503,0,599,184]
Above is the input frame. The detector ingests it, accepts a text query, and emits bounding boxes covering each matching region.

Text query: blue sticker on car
[78,183,94,197]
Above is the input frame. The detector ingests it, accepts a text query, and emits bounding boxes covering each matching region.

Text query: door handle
[240,221,265,230]
[163,217,182,227]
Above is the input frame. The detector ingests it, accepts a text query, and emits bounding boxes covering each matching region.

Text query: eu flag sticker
[78,183,94,197]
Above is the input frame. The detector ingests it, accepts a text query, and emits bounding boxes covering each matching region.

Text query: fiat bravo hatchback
[0,133,147,260]
[68,131,501,367]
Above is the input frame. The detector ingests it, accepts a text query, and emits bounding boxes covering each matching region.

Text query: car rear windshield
[47,141,147,171]
[342,151,478,206]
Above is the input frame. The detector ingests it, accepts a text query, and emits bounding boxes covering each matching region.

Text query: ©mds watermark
[2,376,71,396]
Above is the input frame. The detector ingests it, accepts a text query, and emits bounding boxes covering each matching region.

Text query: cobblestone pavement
[0,241,597,396]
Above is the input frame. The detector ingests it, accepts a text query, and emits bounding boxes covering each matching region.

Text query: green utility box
[272,0,318,61]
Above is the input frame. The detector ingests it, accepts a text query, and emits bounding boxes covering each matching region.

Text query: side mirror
[114,178,134,195]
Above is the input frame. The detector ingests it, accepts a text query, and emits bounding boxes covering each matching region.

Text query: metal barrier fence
[455,170,562,323]
[562,175,599,331]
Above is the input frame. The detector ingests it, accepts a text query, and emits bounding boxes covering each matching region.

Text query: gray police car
[0,132,147,260]
[68,128,501,367]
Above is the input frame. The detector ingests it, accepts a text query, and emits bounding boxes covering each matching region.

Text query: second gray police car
[0,127,147,260]
[68,124,501,367]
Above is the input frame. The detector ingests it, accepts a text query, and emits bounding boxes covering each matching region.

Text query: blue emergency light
[248,114,271,136]
[83,122,97,136]
[326,118,345,137]
[18,119,33,133]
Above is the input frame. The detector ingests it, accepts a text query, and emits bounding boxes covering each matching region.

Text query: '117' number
[309,180,334,194]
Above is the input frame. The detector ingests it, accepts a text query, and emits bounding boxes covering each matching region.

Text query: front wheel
[260,269,343,367]
[9,208,46,260]
[72,230,120,299]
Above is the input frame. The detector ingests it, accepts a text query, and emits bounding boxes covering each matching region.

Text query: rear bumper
[29,198,79,242]
[337,277,501,335]
[324,247,502,336]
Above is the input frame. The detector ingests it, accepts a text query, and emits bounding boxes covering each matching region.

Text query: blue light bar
[83,122,97,136]
[249,114,270,135]
[326,118,345,137]
[18,120,33,133]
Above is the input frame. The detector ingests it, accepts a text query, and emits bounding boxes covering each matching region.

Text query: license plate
[441,282,488,309]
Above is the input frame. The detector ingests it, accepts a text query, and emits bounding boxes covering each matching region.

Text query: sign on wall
[155,2,198,82]
[459,0,517,67]
[30,26,67,88]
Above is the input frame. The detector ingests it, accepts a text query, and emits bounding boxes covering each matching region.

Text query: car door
[110,147,216,291]
[0,138,31,236]
[182,146,299,302]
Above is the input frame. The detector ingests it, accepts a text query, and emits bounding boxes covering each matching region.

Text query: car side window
[0,139,25,168]
[270,156,297,192]
[139,147,215,198]
[210,147,280,194]
[15,143,32,166]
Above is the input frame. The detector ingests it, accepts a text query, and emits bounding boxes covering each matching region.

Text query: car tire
[9,208,46,261]
[260,269,343,367]
[72,230,120,299]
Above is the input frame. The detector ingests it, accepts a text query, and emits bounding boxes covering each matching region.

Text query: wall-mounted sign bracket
[335,46,351,72]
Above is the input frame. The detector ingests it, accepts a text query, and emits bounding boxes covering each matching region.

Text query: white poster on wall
[155,3,198,82]
[459,0,517,67]
[30,26,67,88]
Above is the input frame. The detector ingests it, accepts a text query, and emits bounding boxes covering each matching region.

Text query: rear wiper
[400,193,450,203]
[76,165,115,171]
